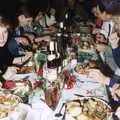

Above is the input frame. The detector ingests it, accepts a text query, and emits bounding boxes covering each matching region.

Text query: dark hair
[91,0,100,8]
[0,15,11,28]
[17,5,33,18]
[98,0,120,14]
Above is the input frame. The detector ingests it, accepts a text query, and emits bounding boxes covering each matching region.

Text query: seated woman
[45,8,57,27]
[34,11,46,28]
[14,5,34,36]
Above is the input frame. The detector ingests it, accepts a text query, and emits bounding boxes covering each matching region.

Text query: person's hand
[110,83,120,101]
[115,106,120,119]
[24,33,35,43]
[13,52,32,65]
[3,67,19,80]
[16,37,29,46]
[43,36,51,41]
[87,21,96,28]
[109,32,119,49]
[48,26,57,32]
[25,52,33,58]
[92,28,100,34]
[21,52,33,63]
[88,69,110,85]
[35,36,51,42]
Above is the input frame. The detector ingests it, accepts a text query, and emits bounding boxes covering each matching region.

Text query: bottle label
[47,68,57,82]
[58,66,62,74]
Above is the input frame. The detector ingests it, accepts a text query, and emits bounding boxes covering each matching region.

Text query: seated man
[95,30,118,77]
[0,15,32,84]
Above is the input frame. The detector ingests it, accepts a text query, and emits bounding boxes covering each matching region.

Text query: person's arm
[112,47,120,68]
[109,32,120,67]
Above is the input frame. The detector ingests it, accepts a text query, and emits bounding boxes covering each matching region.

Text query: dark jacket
[0,42,13,74]
[112,47,120,68]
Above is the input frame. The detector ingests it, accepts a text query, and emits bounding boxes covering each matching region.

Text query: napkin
[8,103,31,120]
[25,100,54,120]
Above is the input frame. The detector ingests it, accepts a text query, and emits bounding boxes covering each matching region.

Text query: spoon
[55,103,65,117]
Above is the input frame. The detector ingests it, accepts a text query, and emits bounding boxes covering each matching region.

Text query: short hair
[0,16,10,28]
[98,0,120,14]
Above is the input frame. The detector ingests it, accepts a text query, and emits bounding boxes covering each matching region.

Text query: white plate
[64,97,112,120]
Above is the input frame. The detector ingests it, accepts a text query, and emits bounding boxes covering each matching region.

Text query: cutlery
[55,103,65,117]
[62,105,67,120]
[74,94,108,103]
[74,93,104,98]
[77,79,99,84]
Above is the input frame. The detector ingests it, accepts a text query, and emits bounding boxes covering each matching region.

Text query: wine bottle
[54,40,62,74]
[47,41,57,82]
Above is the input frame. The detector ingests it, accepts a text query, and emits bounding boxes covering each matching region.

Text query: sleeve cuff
[108,79,118,87]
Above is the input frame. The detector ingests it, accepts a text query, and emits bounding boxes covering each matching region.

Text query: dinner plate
[64,97,112,120]
[0,94,22,119]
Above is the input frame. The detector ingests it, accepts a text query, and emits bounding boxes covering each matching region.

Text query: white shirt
[101,20,114,37]
[45,15,56,26]
[39,19,46,28]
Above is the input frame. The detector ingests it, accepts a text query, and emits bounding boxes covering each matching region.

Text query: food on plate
[75,61,98,75]
[0,94,22,119]
[75,63,89,74]
[76,114,92,120]
[17,66,35,74]
[65,98,111,120]
[66,101,80,110]
[68,107,82,117]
